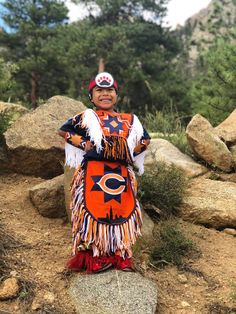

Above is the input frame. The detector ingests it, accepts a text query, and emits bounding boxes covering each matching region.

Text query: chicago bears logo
[91,164,127,203]
[97,173,126,195]
[85,161,136,223]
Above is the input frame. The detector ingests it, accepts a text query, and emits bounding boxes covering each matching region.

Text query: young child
[58,72,150,273]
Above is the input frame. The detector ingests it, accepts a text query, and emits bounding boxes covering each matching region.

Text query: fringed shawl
[64,109,146,175]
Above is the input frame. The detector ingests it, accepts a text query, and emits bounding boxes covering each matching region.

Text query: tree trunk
[98,58,105,73]
[31,72,38,109]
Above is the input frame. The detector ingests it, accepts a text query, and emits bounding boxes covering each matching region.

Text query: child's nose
[102,89,109,95]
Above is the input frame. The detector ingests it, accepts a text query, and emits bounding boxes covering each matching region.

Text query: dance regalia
[60,109,150,272]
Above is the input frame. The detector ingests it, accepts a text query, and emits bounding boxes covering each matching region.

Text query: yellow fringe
[103,136,132,163]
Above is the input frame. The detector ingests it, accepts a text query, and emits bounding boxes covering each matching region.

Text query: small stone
[14,305,20,311]
[31,298,42,311]
[178,274,188,284]
[223,228,236,236]
[0,277,20,300]
[43,291,55,304]
[181,301,191,308]
[10,270,18,277]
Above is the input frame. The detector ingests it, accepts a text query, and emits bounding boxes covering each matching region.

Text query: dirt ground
[0,173,236,314]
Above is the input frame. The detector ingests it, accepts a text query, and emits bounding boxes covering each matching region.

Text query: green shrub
[151,220,197,267]
[142,110,191,154]
[165,131,192,156]
[229,281,236,303]
[143,110,183,134]
[138,162,187,218]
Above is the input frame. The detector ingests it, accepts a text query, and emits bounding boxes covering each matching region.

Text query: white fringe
[127,114,145,174]
[127,114,144,156]
[64,111,146,174]
[82,109,104,153]
[133,151,146,176]
[65,142,85,168]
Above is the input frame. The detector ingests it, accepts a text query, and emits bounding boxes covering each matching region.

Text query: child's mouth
[100,99,111,102]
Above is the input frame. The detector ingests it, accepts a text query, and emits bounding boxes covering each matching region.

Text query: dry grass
[150,219,200,267]
[206,302,236,314]
[0,224,21,281]
[0,224,32,281]
[0,224,38,311]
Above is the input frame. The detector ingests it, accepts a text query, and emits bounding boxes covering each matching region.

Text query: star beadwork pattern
[102,114,124,135]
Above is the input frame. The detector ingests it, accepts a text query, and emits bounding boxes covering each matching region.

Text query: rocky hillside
[179,0,236,66]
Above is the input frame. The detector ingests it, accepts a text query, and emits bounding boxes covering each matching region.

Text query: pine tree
[190,36,236,125]
[0,58,18,102]
[0,0,69,108]
[65,0,189,115]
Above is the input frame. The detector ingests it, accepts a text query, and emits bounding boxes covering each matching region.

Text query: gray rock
[215,109,236,143]
[223,228,236,236]
[69,270,158,314]
[186,114,233,172]
[141,209,155,239]
[145,138,208,178]
[29,174,66,218]
[179,178,236,229]
[4,96,86,178]
[230,143,236,168]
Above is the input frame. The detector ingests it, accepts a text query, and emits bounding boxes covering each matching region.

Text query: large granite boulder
[186,114,233,172]
[29,174,66,218]
[4,96,86,178]
[230,144,236,167]
[179,178,236,229]
[215,109,236,143]
[145,138,208,178]
[0,146,8,175]
[69,270,158,314]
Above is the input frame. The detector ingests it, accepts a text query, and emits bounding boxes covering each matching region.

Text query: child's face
[92,86,117,111]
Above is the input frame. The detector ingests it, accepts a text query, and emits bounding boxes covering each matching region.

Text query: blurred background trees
[0,0,69,107]
[189,36,236,125]
[0,0,235,126]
